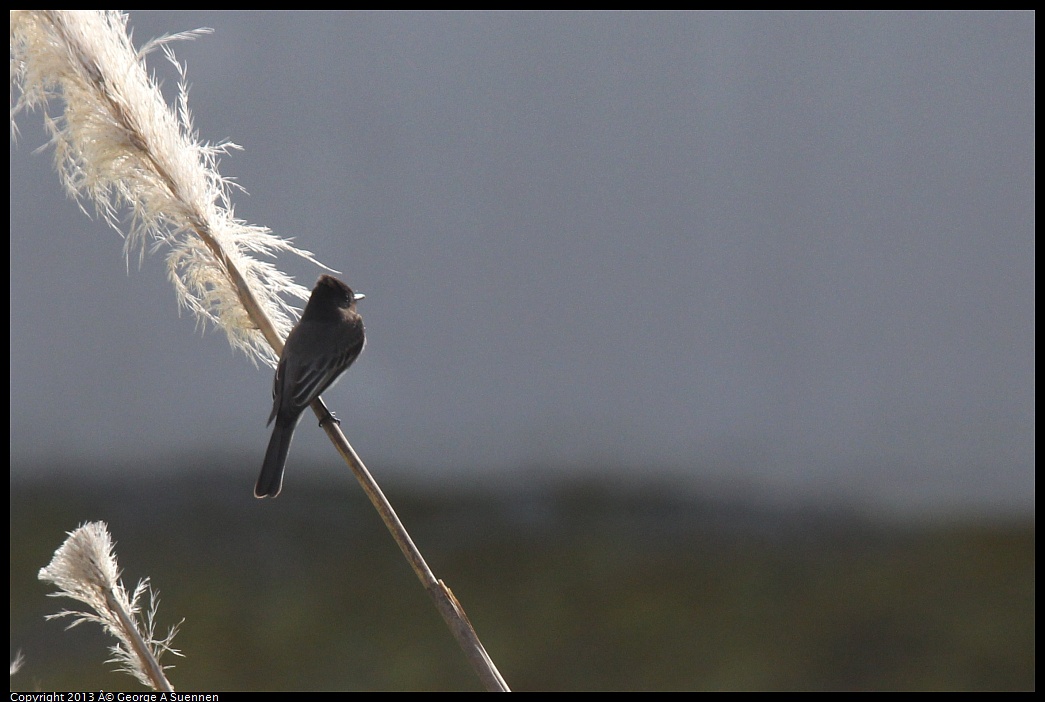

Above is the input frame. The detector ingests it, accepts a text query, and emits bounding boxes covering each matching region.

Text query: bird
[255,275,366,498]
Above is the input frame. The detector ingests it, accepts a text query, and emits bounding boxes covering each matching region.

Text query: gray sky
[9,11,1035,514]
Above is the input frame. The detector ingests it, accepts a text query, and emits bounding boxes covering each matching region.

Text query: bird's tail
[255,420,295,498]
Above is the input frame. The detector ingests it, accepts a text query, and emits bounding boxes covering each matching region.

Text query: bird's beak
[354,292,366,301]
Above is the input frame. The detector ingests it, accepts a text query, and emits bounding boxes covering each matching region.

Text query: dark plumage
[255,275,365,498]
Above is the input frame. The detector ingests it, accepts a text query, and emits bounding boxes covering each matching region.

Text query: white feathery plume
[10,650,25,677]
[10,10,324,365]
[38,522,181,692]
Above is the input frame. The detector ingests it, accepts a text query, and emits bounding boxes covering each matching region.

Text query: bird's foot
[319,412,341,428]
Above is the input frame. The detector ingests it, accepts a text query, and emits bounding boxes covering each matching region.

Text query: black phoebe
[255,275,366,498]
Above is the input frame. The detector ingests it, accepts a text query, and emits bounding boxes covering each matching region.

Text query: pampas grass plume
[11,10,320,364]
[38,522,180,691]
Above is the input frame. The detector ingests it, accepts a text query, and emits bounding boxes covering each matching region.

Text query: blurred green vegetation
[9,472,1034,691]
